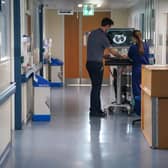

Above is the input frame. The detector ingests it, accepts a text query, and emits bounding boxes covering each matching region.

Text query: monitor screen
[107,28,134,47]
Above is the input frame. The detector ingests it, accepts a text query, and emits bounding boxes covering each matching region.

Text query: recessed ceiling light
[96,4,102,7]
[2,0,5,4]
[78,4,83,8]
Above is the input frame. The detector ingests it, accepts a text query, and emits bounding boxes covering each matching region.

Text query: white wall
[158,0,168,12]
[155,0,168,64]
[0,99,12,159]
[128,0,168,64]
[128,0,145,29]
[111,9,129,28]
[0,62,11,91]
[20,1,26,37]
[44,9,64,61]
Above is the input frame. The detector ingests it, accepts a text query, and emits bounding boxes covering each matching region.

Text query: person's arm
[107,48,128,58]
[103,34,127,58]
[128,45,133,59]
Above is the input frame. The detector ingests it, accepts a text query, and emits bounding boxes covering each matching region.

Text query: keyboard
[105,57,133,66]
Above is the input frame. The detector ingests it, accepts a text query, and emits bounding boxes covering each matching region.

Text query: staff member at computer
[128,30,149,115]
[86,17,126,118]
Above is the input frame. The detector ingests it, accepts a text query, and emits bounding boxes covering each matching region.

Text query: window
[0,0,10,61]
[144,0,155,46]
[139,13,145,40]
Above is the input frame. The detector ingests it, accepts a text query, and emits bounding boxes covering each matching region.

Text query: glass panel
[144,0,155,46]
[0,0,10,61]
[140,13,145,39]
[0,0,11,91]
[166,14,168,64]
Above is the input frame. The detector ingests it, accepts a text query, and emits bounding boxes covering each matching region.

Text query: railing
[0,83,16,106]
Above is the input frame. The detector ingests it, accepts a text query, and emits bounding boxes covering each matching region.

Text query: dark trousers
[86,61,103,114]
[132,67,141,116]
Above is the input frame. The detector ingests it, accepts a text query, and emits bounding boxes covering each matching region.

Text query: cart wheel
[127,110,131,116]
[108,106,114,115]
[122,108,128,113]
[126,105,131,115]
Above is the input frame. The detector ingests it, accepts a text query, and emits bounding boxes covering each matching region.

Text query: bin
[50,58,63,87]
[32,75,51,121]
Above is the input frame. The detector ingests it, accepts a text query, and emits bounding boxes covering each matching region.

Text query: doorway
[64,12,111,85]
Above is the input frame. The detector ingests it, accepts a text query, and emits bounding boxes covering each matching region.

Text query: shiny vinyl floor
[2,86,168,168]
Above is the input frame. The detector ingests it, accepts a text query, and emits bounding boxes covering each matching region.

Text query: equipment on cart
[104,28,134,115]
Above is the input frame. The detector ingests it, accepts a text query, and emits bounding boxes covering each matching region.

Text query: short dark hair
[101,17,114,26]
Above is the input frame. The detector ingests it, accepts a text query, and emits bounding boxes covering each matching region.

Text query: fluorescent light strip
[97,4,101,7]
[78,4,83,8]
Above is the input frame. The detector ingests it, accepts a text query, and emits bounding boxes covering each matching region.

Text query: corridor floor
[2,86,168,168]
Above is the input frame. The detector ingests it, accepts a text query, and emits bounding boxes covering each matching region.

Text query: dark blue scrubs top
[128,42,149,97]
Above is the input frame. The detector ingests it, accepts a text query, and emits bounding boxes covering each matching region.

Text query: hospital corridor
[1,0,168,168]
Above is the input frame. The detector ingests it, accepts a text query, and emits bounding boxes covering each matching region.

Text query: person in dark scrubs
[86,17,126,117]
[128,30,149,116]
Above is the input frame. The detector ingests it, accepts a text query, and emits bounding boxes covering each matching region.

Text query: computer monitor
[107,28,134,47]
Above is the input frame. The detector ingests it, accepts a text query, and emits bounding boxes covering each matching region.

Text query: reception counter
[141,65,168,149]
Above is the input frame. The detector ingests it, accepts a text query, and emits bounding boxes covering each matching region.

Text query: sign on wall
[83,4,94,16]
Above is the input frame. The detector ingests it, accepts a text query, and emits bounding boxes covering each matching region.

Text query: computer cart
[104,57,133,115]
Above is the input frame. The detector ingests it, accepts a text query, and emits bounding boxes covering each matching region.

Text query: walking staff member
[86,17,126,117]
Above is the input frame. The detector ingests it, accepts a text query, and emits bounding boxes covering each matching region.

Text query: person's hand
[103,54,111,59]
[121,54,128,59]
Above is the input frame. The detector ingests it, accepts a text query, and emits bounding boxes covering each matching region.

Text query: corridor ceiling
[41,0,139,10]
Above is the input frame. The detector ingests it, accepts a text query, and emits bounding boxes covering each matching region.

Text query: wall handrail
[0,83,16,106]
